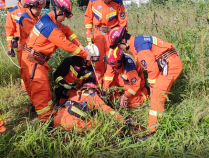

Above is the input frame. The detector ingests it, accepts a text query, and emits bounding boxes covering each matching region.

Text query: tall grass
[0,0,209,157]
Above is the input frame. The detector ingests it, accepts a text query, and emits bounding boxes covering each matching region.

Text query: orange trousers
[108,78,149,108]
[147,55,182,132]
[21,50,53,122]
[93,28,110,87]
[0,114,6,133]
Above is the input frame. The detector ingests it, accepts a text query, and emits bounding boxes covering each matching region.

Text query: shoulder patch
[8,6,18,13]
[120,12,125,20]
[131,77,137,84]
[140,60,147,69]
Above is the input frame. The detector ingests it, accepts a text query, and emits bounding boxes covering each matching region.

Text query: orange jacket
[84,0,127,42]
[26,12,87,58]
[129,35,174,85]
[103,53,145,98]
[18,9,41,51]
[71,93,124,121]
[5,2,26,51]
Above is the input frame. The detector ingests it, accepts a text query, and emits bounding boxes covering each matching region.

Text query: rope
[0,40,20,69]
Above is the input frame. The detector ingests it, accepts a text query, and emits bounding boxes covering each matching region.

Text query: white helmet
[84,44,100,62]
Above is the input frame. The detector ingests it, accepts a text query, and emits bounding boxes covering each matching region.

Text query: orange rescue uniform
[5,2,26,56]
[0,114,6,133]
[18,9,41,97]
[103,53,148,108]
[84,0,127,87]
[128,35,182,132]
[53,92,124,131]
[22,12,88,122]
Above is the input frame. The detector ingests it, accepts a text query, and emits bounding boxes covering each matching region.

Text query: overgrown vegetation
[0,0,209,157]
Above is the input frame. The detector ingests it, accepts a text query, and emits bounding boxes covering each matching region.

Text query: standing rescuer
[21,0,90,122]
[103,47,149,108]
[108,27,183,135]
[5,0,26,59]
[19,0,46,98]
[84,0,127,88]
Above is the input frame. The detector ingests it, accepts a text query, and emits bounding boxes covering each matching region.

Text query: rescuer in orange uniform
[5,0,26,60]
[0,114,6,133]
[103,47,149,108]
[108,27,183,134]
[84,0,127,87]
[18,0,45,98]
[53,83,125,131]
[21,0,91,122]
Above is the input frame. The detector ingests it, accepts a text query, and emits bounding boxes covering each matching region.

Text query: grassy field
[0,0,209,157]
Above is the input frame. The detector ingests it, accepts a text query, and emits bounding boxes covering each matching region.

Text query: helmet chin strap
[29,7,36,17]
[120,42,129,51]
[52,1,64,21]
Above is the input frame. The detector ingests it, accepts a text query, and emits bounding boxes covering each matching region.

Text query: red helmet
[53,0,73,18]
[108,26,126,49]
[25,0,46,7]
[104,47,124,68]
[79,83,101,95]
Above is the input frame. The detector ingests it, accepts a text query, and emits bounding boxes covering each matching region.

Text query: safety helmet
[79,83,101,95]
[52,0,73,18]
[84,44,100,62]
[108,26,126,49]
[24,0,46,7]
[104,47,124,68]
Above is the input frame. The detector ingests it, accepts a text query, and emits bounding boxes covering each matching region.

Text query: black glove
[8,49,15,57]
[11,37,19,48]
[101,90,107,96]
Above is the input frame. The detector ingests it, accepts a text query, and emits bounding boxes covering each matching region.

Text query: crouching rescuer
[21,0,91,122]
[108,26,183,135]
[103,47,149,108]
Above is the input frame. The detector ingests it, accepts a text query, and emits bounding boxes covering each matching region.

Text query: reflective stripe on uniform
[128,88,136,95]
[72,47,81,56]
[85,24,93,29]
[48,100,53,106]
[71,106,87,117]
[92,7,102,18]
[106,12,117,19]
[36,106,50,115]
[148,78,156,84]
[87,38,92,42]
[110,111,116,116]
[149,110,162,118]
[33,26,40,36]
[103,76,113,81]
[55,76,63,83]
[69,34,77,41]
[141,92,147,102]
[152,36,157,45]
[11,15,20,21]
[80,72,91,80]
[7,36,14,41]
[70,65,78,77]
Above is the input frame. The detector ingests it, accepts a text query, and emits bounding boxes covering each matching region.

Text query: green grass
[0,0,209,157]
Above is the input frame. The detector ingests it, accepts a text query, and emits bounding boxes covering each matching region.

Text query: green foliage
[0,1,209,157]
